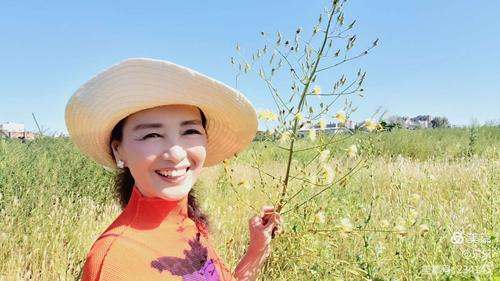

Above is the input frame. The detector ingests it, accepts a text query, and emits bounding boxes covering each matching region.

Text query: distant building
[0,122,24,132]
[298,120,356,138]
[385,115,432,129]
[0,122,35,140]
[404,115,432,129]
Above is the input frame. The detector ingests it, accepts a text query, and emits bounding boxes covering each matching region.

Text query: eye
[142,133,162,139]
[184,129,202,135]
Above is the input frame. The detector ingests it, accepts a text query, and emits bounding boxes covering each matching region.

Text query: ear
[110,140,125,163]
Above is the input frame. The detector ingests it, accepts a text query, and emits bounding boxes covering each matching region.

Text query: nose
[162,145,187,163]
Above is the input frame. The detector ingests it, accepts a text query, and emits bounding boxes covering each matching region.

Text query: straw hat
[65,58,257,171]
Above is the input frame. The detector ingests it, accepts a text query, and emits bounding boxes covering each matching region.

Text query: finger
[264,213,279,230]
[260,205,274,216]
[261,211,277,225]
[249,215,262,227]
[262,212,276,224]
[274,225,282,235]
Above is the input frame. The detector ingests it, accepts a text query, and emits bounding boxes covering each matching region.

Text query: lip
[155,166,190,172]
[156,170,188,184]
[155,167,190,185]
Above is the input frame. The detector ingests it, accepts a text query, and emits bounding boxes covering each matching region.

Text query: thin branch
[281,158,366,213]
[293,133,353,153]
[316,45,376,72]
[276,49,306,84]
[251,148,274,203]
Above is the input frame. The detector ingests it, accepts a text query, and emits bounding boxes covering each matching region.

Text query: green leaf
[348,20,356,29]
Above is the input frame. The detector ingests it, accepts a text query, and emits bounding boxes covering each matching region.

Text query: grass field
[0,127,498,280]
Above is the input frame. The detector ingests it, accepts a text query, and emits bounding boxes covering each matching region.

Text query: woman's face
[111,104,208,201]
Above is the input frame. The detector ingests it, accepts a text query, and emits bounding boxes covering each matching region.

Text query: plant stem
[276,7,335,213]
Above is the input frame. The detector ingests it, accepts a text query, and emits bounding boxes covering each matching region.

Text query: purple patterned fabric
[150,232,221,280]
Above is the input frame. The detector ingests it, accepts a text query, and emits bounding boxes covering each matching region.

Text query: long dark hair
[109,107,210,234]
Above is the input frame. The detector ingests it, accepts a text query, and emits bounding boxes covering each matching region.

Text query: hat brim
[65,58,257,171]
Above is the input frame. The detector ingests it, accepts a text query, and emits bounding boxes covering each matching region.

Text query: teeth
[157,168,187,178]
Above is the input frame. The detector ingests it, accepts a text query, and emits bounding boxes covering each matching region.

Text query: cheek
[188,145,207,166]
[125,141,159,164]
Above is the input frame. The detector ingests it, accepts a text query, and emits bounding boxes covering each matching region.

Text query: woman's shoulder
[81,233,118,280]
[81,221,130,279]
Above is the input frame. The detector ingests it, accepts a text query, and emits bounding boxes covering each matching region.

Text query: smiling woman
[109,105,213,235]
[64,58,283,281]
[110,105,208,202]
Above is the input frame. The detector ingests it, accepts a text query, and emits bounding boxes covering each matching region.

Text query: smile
[155,167,190,183]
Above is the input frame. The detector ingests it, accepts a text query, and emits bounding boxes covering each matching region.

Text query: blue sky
[1,1,499,135]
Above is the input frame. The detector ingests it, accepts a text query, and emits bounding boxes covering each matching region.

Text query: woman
[65,58,283,281]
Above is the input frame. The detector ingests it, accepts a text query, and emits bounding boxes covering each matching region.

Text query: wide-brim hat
[65,58,257,171]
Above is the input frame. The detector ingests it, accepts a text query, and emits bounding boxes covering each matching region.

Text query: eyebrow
[132,120,202,131]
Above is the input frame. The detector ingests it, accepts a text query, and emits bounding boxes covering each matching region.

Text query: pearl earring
[117,160,125,169]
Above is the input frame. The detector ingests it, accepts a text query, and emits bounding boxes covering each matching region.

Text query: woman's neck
[122,184,190,230]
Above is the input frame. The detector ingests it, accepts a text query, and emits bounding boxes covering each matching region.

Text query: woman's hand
[247,206,283,257]
[233,206,284,280]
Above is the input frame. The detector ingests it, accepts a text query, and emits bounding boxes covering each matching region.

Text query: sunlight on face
[111,104,208,201]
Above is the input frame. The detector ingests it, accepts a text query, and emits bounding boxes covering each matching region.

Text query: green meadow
[0,127,498,280]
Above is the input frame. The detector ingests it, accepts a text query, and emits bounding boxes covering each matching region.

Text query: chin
[159,185,192,201]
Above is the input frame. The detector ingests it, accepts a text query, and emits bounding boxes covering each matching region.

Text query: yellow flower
[308,129,317,141]
[319,118,326,130]
[364,118,377,132]
[267,110,277,121]
[313,85,321,95]
[316,211,326,224]
[380,219,390,228]
[258,110,267,120]
[307,174,317,186]
[320,164,335,185]
[410,193,421,206]
[279,130,292,144]
[394,224,407,236]
[319,149,330,162]
[295,112,304,121]
[337,218,353,234]
[347,144,358,158]
[238,180,252,190]
[394,217,407,236]
[335,111,347,124]
[409,208,419,224]
[258,109,277,121]
[418,224,429,236]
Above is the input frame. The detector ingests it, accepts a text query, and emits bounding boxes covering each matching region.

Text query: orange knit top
[81,185,236,281]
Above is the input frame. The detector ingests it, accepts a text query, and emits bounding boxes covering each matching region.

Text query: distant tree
[380,120,402,131]
[484,120,500,127]
[385,115,406,128]
[431,116,450,128]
